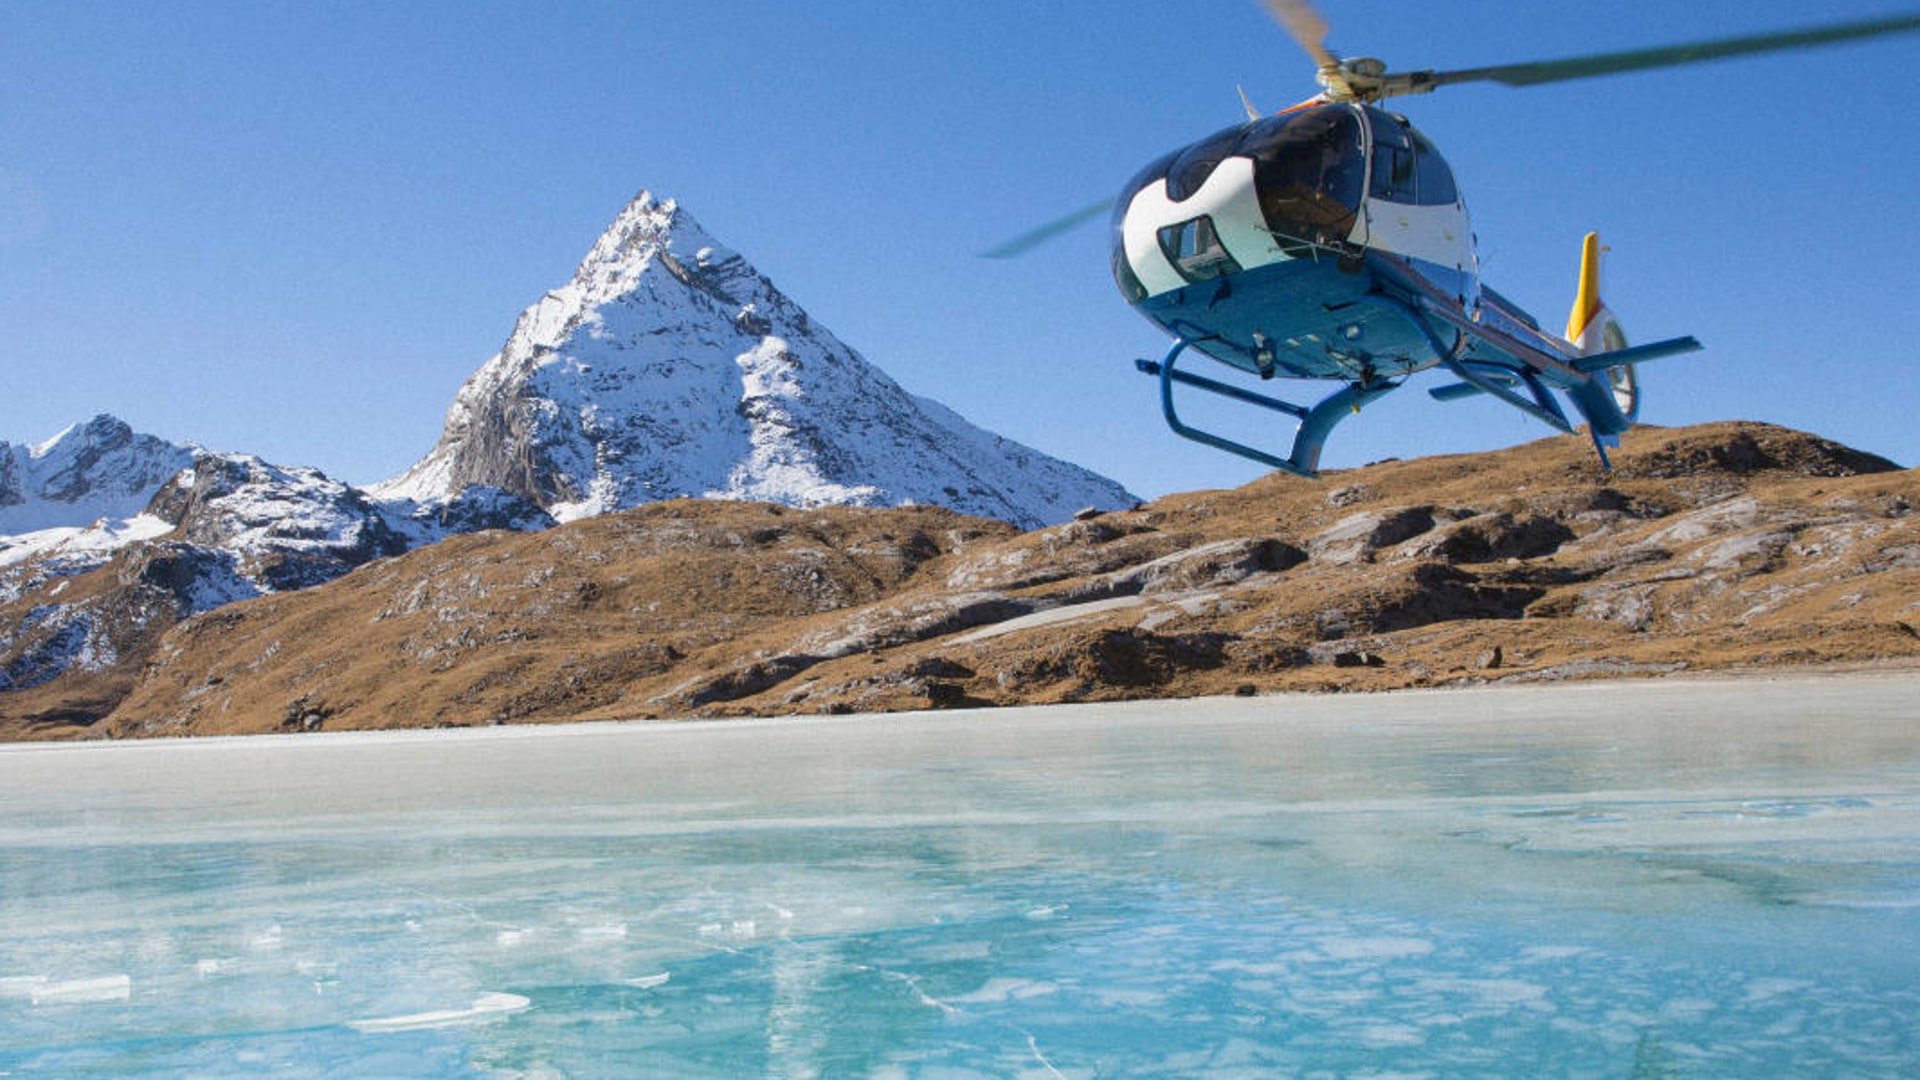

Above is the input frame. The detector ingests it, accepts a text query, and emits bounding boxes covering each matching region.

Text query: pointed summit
[577,191,706,273]
[380,191,1133,528]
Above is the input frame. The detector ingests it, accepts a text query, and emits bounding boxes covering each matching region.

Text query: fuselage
[1112,104,1486,384]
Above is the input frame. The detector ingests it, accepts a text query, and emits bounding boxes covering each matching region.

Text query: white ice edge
[17,974,132,1005]
[0,976,47,1000]
[347,991,530,1033]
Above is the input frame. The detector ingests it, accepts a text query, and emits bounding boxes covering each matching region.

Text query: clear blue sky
[4,1,1917,498]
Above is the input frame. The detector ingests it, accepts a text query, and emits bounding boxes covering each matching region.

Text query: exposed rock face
[145,453,412,592]
[376,192,1135,529]
[378,486,556,546]
[7,420,1900,741]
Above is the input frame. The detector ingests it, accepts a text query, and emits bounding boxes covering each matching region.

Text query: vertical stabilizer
[1562,231,1638,434]
[1565,231,1616,351]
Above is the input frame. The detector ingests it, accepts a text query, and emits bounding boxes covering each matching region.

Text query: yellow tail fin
[1566,231,1605,344]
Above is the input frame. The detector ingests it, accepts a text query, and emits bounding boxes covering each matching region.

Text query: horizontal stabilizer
[1571,335,1703,374]
[1428,381,1486,402]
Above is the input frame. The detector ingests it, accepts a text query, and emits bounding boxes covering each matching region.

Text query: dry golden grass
[6,421,1917,740]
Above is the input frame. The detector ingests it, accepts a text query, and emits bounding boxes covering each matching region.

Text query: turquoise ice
[1,675,1916,1077]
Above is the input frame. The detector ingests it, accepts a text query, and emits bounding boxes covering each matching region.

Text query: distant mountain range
[0,414,194,536]
[10,420,1918,739]
[0,192,1134,710]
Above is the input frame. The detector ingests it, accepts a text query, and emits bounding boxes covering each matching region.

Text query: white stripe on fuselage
[1122,156,1283,298]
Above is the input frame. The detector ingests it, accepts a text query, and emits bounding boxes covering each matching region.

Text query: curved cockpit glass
[1165,124,1247,201]
[1236,105,1365,254]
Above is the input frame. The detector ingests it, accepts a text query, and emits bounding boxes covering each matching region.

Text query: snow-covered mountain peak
[490,194,750,370]
[0,414,196,535]
[578,192,699,277]
[381,190,1134,528]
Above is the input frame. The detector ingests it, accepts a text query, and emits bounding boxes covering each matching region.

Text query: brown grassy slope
[84,420,1920,739]
[0,562,174,738]
[101,503,1010,736]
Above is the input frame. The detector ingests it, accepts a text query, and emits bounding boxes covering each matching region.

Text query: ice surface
[0,675,1917,1076]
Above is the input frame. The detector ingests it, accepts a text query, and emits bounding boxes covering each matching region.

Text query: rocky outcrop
[144,454,411,592]
[0,449,438,733]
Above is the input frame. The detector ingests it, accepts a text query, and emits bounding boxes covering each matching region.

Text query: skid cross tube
[1137,338,1396,479]
[1132,356,1309,420]
[1438,359,1575,433]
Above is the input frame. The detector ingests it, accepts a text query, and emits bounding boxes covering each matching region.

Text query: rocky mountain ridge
[5,421,1913,740]
[0,415,194,537]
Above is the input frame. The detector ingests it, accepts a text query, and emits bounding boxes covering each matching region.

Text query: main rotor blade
[1260,0,1339,72]
[981,198,1115,259]
[1428,11,1920,90]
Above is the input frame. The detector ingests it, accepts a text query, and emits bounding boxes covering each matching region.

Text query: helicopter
[989,1,1920,478]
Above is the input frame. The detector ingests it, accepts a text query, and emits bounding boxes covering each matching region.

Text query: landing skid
[1135,337,1396,479]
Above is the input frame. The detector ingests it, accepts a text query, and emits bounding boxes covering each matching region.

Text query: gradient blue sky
[4,1,1917,498]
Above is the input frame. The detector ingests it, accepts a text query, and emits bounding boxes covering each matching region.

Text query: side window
[1367,112,1456,206]
[1409,128,1457,206]
[1367,112,1416,204]
[1371,142,1415,203]
[1156,216,1242,283]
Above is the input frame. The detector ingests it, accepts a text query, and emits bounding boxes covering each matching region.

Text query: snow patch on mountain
[1,603,111,691]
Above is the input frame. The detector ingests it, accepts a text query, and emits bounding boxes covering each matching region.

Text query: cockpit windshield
[1165,124,1247,201]
[1236,106,1364,253]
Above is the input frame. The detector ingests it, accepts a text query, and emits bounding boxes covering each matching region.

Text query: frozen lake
[1,674,1916,1077]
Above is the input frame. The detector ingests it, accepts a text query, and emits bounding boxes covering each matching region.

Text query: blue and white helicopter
[992,1,1920,478]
